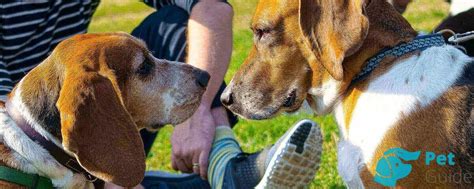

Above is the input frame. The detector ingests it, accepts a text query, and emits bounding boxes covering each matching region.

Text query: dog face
[54,33,207,130]
[124,49,208,130]
[20,33,207,186]
[221,0,312,119]
[221,0,369,119]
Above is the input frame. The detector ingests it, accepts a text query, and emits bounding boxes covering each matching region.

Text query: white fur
[333,45,472,187]
[308,78,342,114]
[0,82,88,188]
[334,102,347,138]
[337,140,365,189]
[450,0,474,16]
[11,80,64,150]
[162,92,174,121]
[157,57,195,123]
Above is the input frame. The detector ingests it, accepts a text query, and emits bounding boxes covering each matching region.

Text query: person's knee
[155,5,190,24]
[132,5,189,60]
[136,5,189,31]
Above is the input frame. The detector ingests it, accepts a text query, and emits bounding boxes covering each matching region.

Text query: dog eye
[254,28,271,41]
[136,59,154,76]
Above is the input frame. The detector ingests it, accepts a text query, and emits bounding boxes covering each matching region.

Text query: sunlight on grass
[88,0,449,188]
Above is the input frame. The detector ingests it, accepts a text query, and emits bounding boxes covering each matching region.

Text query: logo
[374,148,421,187]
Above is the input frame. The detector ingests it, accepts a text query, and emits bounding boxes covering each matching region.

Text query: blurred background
[88,0,450,188]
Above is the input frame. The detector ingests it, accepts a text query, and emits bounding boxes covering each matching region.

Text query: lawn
[89,0,449,188]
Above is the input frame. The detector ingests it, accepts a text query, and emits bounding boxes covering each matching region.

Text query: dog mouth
[147,94,203,130]
[281,89,304,113]
[283,90,297,108]
[245,90,302,119]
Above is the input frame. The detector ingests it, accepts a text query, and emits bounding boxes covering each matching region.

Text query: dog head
[49,33,209,129]
[15,33,207,186]
[221,0,369,119]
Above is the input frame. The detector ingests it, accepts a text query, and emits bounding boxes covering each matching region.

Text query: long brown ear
[299,0,369,80]
[57,70,145,187]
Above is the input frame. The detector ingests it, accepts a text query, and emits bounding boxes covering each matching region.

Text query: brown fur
[0,33,207,187]
[362,79,474,188]
[222,0,417,119]
[342,51,420,131]
[224,0,473,187]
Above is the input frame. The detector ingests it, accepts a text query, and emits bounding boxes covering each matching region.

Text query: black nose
[221,91,234,106]
[193,69,210,88]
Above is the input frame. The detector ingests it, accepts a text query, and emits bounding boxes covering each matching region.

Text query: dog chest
[342,46,469,163]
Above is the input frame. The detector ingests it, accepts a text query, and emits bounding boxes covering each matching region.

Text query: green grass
[88,0,449,188]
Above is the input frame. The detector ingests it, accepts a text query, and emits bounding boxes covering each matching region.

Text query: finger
[177,158,192,173]
[192,153,200,174]
[199,149,211,180]
[183,152,194,170]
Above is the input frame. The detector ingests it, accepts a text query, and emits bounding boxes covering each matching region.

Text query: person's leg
[208,119,323,188]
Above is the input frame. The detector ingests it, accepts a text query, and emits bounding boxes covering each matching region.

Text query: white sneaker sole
[255,119,323,189]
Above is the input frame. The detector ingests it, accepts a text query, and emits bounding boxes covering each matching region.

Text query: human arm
[170,0,233,179]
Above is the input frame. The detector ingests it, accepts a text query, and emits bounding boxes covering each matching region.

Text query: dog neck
[0,58,91,187]
[323,0,418,133]
[312,0,417,118]
[11,57,63,143]
[341,0,418,89]
[306,0,417,115]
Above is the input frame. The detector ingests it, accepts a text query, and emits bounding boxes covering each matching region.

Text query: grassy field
[89,0,449,188]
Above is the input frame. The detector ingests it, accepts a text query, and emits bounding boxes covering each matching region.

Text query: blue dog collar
[351,34,446,84]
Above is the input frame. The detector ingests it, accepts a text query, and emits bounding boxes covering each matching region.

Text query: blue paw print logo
[374,148,421,187]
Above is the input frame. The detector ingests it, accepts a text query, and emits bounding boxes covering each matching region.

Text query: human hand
[171,105,216,179]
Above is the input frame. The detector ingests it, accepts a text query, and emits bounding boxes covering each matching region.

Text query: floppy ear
[57,70,145,187]
[299,0,369,80]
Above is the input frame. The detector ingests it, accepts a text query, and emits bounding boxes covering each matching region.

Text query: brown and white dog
[221,0,474,188]
[0,33,207,188]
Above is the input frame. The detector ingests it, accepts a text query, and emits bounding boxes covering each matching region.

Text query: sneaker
[142,119,323,189]
[221,119,323,189]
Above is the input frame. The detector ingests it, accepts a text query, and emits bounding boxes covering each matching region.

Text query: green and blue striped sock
[207,126,241,189]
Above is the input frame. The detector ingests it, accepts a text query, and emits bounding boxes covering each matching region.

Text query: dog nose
[193,69,210,88]
[221,91,234,106]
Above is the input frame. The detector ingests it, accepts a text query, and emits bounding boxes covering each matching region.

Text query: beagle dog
[0,33,208,188]
[221,0,473,188]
